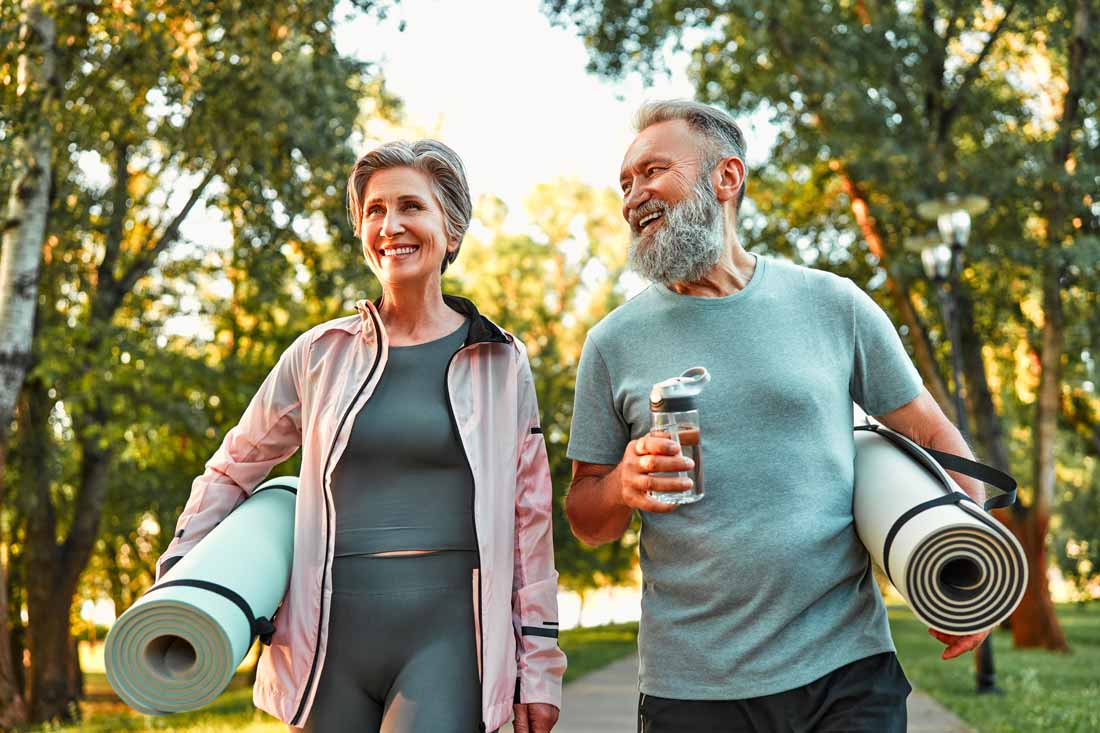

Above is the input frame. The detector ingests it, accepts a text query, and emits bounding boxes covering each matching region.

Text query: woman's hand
[512,702,559,733]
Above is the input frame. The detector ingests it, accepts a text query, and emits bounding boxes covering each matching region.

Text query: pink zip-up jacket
[154,295,566,731]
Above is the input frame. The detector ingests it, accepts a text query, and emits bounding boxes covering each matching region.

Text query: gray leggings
[298,551,482,733]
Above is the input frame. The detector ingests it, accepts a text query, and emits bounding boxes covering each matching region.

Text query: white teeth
[639,212,662,228]
[382,246,418,256]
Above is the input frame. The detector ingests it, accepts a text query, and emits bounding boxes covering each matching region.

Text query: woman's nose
[381,211,404,238]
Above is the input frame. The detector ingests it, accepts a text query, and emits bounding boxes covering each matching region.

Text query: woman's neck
[378,285,465,346]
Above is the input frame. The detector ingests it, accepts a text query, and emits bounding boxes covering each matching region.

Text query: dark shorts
[638,652,911,733]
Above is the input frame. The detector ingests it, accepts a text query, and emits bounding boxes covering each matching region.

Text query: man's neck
[666,236,756,298]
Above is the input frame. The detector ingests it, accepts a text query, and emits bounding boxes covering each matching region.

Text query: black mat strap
[146,579,276,645]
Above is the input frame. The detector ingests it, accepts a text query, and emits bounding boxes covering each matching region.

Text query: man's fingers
[639,454,695,473]
[631,474,693,494]
[928,628,987,660]
[633,436,680,456]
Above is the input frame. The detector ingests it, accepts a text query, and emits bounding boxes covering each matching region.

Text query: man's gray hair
[634,99,748,210]
[347,139,472,273]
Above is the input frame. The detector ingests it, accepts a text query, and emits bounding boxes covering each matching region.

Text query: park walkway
[505,654,974,733]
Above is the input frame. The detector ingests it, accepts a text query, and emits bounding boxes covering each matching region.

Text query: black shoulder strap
[854,424,1017,511]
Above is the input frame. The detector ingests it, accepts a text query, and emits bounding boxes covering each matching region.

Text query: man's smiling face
[619,119,705,239]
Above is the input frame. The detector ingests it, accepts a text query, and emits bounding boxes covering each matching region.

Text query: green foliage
[449,183,639,592]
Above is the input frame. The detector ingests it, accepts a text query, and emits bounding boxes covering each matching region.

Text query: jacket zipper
[443,342,487,709]
[290,306,383,727]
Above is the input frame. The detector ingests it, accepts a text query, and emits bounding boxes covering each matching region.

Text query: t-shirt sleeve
[567,335,631,465]
[847,280,924,416]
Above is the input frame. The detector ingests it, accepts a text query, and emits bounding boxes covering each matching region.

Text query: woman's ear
[712,156,746,205]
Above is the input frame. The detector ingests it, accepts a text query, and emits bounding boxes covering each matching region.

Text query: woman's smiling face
[360,166,455,289]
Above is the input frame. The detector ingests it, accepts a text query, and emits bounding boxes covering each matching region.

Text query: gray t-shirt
[567,255,923,699]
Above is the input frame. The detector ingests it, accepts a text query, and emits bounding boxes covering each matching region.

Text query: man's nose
[623,181,648,212]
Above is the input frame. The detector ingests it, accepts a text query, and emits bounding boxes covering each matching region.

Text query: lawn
[39,622,642,732]
[32,605,1098,732]
[891,602,1100,733]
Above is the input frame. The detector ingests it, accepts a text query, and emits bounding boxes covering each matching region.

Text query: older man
[565,100,989,732]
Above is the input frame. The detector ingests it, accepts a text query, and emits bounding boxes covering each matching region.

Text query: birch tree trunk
[0,3,56,727]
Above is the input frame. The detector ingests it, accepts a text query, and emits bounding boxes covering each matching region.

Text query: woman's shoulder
[280,314,364,362]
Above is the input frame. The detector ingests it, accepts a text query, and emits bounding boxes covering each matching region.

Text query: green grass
[39,606,1099,732]
[891,603,1100,733]
[560,621,638,683]
[35,622,640,732]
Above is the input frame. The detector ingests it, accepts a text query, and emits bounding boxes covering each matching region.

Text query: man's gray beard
[627,175,725,286]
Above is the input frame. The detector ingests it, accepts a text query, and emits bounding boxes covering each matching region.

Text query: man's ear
[712,156,746,204]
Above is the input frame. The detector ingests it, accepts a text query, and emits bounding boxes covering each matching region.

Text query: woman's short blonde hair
[347,139,472,273]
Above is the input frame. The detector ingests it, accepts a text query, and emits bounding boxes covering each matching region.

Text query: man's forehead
[620,119,696,175]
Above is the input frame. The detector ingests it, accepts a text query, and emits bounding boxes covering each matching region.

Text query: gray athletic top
[568,255,923,700]
[331,319,476,557]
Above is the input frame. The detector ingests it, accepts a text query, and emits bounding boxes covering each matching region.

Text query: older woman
[155,140,565,733]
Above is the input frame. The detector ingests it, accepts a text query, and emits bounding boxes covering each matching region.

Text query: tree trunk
[20,376,112,723]
[0,0,54,431]
[0,4,56,724]
[831,166,953,414]
[1005,509,1069,651]
[1003,0,1091,653]
[955,290,1013,473]
[0,448,27,730]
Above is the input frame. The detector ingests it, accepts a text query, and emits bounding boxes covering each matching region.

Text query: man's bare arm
[565,436,695,547]
[875,388,985,505]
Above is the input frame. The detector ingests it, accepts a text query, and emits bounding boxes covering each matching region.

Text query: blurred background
[0,0,1097,730]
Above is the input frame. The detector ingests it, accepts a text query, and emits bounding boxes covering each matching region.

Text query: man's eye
[647,166,664,176]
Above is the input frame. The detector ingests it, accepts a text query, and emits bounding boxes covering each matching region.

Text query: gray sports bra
[329,319,476,556]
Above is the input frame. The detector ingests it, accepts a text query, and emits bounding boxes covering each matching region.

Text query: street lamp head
[937,209,972,247]
[921,243,953,280]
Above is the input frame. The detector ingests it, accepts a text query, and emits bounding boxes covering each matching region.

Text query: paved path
[505,655,974,733]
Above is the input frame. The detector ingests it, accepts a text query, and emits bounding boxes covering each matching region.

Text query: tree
[0,3,55,721]
[544,0,1100,648]
[0,2,397,724]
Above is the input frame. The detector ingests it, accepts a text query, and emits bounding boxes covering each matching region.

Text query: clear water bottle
[648,366,709,505]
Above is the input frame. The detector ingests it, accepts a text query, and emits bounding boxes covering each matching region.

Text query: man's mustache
[629,200,667,230]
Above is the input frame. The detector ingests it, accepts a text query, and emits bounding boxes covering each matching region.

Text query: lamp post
[916,194,1000,694]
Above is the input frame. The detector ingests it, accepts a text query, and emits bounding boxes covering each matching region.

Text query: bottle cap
[650,366,710,412]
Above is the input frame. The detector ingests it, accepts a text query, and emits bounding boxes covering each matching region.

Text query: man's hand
[512,702,559,733]
[618,435,695,513]
[928,627,991,660]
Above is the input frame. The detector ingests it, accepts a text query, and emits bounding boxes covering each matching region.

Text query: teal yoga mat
[105,476,297,714]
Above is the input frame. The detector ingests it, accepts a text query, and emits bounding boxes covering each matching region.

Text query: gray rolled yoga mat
[105,476,297,714]
[853,426,1026,635]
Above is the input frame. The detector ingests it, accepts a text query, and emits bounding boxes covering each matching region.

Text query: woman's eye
[366,205,383,216]
[402,201,422,211]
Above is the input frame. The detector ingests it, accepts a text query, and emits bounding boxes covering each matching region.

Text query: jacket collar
[358,294,511,347]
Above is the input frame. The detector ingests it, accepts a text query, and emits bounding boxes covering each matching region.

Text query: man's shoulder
[588,284,665,343]
[766,255,852,292]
